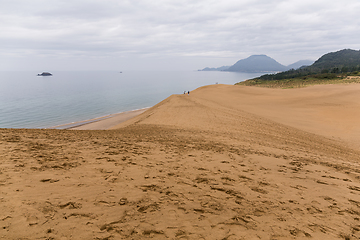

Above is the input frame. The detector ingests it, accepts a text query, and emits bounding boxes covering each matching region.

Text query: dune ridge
[1,84,360,239]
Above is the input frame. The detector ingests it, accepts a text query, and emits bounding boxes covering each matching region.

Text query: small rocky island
[37,72,52,76]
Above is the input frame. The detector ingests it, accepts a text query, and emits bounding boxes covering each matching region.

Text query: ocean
[0,71,263,128]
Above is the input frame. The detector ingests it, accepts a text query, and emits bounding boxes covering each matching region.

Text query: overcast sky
[1,0,360,71]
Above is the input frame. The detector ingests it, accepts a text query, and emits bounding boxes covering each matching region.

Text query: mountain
[255,49,360,81]
[287,60,314,70]
[199,55,314,73]
[226,55,288,73]
[310,49,360,71]
[199,66,230,71]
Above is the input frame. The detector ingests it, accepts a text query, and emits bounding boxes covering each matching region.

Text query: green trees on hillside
[256,49,360,81]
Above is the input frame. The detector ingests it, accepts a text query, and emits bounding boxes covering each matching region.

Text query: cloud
[0,0,359,70]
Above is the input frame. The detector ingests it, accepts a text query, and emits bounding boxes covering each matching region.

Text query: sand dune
[113,84,360,149]
[1,83,360,239]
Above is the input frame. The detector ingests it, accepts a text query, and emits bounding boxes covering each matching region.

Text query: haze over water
[0,71,263,128]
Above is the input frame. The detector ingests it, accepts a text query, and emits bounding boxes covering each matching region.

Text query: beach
[0,70,262,129]
[49,108,148,130]
[1,83,360,239]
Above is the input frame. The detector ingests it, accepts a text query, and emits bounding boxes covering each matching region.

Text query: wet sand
[1,83,360,239]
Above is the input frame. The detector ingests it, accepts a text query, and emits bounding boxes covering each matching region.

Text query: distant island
[237,49,360,88]
[37,72,52,76]
[199,55,313,73]
[200,66,231,71]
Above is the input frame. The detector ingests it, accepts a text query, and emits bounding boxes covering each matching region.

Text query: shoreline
[47,108,149,130]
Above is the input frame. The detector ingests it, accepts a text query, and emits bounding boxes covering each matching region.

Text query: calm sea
[0,71,263,128]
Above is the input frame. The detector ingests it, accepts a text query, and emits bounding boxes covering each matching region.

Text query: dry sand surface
[1,83,360,239]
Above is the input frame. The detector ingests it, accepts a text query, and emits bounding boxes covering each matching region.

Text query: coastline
[0,71,262,129]
[47,108,149,130]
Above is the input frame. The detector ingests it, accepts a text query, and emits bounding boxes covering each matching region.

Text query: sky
[1,0,360,71]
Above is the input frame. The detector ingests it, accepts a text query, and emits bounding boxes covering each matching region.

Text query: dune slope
[1,84,360,239]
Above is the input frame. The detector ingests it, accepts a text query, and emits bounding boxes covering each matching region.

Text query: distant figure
[184,91,186,94]
[188,91,190,95]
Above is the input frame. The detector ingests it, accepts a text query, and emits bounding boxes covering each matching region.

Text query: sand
[49,109,148,130]
[1,83,360,239]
